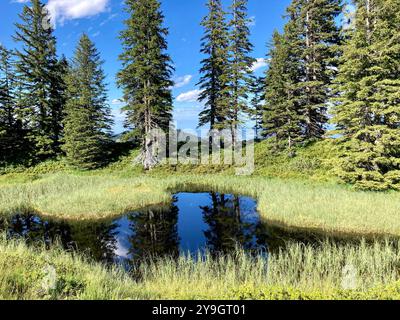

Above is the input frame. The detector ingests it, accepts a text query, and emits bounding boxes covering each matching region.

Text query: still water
[1,193,279,265]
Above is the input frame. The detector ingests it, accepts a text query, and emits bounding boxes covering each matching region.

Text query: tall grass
[0,173,400,237]
[0,236,399,300]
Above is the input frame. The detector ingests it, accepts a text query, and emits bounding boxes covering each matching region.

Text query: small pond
[0,192,335,266]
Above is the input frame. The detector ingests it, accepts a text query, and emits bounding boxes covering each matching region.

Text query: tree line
[0,0,112,170]
[0,0,399,190]
[261,0,400,190]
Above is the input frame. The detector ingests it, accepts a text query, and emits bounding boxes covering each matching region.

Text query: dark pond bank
[0,192,378,267]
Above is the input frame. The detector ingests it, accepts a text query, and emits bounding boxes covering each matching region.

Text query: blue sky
[0,0,292,133]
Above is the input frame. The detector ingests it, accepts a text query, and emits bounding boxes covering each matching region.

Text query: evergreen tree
[0,46,16,137]
[0,46,16,163]
[249,76,264,140]
[227,0,255,146]
[51,55,69,152]
[0,45,30,165]
[269,0,342,144]
[332,0,400,190]
[14,0,66,160]
[63,34,113,170]
[263,31,303,151]
[263,0,342,149]
[117,0,173,170]
[198,0,231,130]
[296,0,342,140]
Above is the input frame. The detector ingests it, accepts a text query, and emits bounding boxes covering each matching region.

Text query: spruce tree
[0,46,16,136]
[278,0,342,142]
[0,45,30,165]
[198,0,231,130]
[117,0,173,170]
[332,0,400,190]
[249,76,264,140]
[263,30,303,151]
[14,0,65,160]
[227,0,255,146]
[263,0,342,149]
[63,34,113,170]
[51,55,68,152]
[0,46,16,163]
[297,0,342,140]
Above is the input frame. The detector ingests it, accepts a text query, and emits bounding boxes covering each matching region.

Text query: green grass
[1,173,400,237]
[0,236,399,300]
[1,139,400,300]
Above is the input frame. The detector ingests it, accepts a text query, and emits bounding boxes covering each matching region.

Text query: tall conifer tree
[263,0,342,149]
[332,0,400,190]
[14,0,65,159]
[0,46,16,139]
[0,46,23,164]
[263,31,303,151]
[63,34,112,170]
[118,0,173,170]
[286,0,342,141]
[299,0,343,139]
[249,76,264,140]
[198,0,231,130]
[227,0,255,146]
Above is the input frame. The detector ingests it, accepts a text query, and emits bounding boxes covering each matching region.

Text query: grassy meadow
[1,140,400,300]
[0,172,400,237]
[1,236,399,300]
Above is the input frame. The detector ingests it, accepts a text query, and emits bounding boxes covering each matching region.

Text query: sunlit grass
[0,236,399,300]
[0,173,399,237]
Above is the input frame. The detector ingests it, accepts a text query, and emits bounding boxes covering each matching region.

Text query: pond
[0,192,325,266]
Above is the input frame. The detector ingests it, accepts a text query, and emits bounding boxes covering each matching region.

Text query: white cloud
[174,106,203,121]
[111,98,124,105]
[176,89,202,103]
[46,0,110,26]
[172,75,193,89]
[251,58,269,72]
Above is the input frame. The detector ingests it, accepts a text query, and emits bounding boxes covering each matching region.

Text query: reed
[0,237,399,300]
[1,173,399,237]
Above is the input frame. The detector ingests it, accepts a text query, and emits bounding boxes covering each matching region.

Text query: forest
[0,0,399,301]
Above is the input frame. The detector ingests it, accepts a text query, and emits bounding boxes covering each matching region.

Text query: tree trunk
[142,80,157,170]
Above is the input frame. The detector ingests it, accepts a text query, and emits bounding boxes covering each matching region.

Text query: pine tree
[298,0,343,140]
[0,45,30,165]
[263,30,303,152]
[63,34,113,170]
[262,0,342,149]
[332,0,400,190]
[0,46,15,136]
[198,0,231,130]
[0,46,16,163]
[227,0,256,146]
[249,76,264,140]
[14,0,66,160]
[117,0,174,170]
[281,0,342,141]
[51,55,69,152]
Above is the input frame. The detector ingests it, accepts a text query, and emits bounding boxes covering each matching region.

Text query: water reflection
[1,214,119,263]
[201,193,267,254]
[0,192,269,265]
[127,198,180,260]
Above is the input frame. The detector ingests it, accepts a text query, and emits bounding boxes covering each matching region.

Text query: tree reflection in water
[201,193,268,255]
[0,213,119,264]
[0,193,269,265]
[126,198,180,261]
